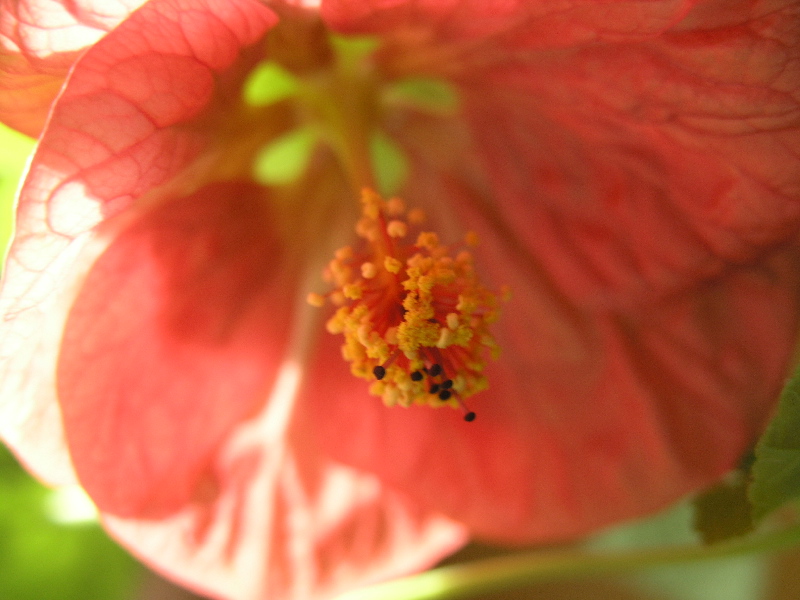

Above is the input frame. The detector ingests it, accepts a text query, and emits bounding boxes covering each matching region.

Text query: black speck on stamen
[438,390,452,401]
[410,371,423,381]
[429,364,442,377]
[429,384,440,394]
[373,366,386,380]
[441,379,453,390]
[464,412,476,422]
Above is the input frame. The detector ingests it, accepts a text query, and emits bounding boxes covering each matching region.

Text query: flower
[1,0,799,599]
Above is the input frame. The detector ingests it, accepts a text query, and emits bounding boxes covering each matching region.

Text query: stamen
[311,189,505,417]
[361,262,377,278]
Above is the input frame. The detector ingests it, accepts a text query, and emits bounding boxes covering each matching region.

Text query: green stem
[337,524,800,600]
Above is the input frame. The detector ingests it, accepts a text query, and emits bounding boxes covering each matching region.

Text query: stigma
[309,189,505,422]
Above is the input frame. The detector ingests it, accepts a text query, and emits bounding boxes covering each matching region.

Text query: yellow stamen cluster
[310,189,504,418]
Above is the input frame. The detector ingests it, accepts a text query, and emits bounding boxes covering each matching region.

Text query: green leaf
[242,61,299,106]
[693,471,755,544]
[749,368,800,521]
[590,502,765,600]
[252,126,319,186]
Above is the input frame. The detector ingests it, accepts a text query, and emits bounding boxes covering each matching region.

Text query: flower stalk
[338,523,800,600]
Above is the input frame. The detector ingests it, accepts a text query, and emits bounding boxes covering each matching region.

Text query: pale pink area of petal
[104,394,466,600]
[0,0,276,487]
[0,0,146,135]
[307,0,800,540]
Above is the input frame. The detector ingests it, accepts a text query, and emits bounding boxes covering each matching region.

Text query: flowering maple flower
[0,0,799,599]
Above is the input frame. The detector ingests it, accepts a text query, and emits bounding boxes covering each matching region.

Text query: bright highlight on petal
[311,189,505,421]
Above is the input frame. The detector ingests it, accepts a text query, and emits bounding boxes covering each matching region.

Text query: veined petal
[0,0,277,486]
[0,0,146,135]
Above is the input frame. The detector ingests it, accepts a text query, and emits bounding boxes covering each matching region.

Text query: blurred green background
[0,124,148,599]
[0,122,798,600]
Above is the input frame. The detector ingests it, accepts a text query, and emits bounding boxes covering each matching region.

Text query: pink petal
[0,0,146,136]
[305,0,800,540]
[0,0,276,486]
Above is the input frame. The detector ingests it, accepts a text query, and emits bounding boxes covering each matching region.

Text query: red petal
[56,182,292,517]
[322,0,701,41]
[0,0,145,136]
[307,0,800,541]
[306,194,800,542]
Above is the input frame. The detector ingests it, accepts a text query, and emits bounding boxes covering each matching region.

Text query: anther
[306,292,325,307]
[386,220,408,238]
[312,189,504,417]
[464,411,476,422]
[361,262,377,279]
